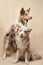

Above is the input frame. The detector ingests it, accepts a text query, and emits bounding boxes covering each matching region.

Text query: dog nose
[20,34,23,38]
[21,34,23,36]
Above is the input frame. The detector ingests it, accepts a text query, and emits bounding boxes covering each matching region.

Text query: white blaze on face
[19,30,24,37]
[20,25,29,37]
[18,26,27,36]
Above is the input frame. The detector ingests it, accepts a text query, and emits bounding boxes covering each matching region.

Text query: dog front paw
[12,59,18,64]
[3,56,6,60]
[25,61,29,64]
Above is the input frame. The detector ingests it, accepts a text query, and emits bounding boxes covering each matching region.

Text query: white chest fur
[14,19,29,50]
[15,35,23,49]
[14,19,28,28]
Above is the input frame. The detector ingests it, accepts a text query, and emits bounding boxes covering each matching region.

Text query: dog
[13,27,32,64]
[14,7,32,27]
[3,7,32,59]
[13,27,42,64]
[3,25,17,59]
[3,23,23,60]
[3,7,42,62]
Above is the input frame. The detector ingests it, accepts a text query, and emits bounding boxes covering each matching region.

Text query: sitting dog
[3,7,32,59]
[3,25,17,59]
[13,27,42,64]
[3,24,42,62]
[13,26,32,64]
[3,7,42,62]
[3,24,22,59]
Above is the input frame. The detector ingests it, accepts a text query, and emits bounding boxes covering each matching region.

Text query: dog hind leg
[3,40,9,60]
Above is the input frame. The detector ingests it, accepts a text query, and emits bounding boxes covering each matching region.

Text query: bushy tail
[30,53,42,61]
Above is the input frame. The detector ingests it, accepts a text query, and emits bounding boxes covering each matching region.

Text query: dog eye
[25,13,27,16]
[26,19,28,22]
[24,31,27,33]
[19,30,22,32]
[19,28,22,31]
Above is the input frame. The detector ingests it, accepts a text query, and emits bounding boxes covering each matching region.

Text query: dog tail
[30,53,42,61]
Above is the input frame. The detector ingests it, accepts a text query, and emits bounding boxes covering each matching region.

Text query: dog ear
[20,8,25,15]
[29,29,32,32]
[27,28,32,33]
[15,24,21,32]
[26,8,30,13]
[28,16,32,20]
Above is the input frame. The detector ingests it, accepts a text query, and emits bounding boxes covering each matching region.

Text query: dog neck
[14,18,27,27]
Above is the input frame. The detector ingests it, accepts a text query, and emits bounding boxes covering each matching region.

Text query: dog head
[19,7,32,25]
[18,27,32,39]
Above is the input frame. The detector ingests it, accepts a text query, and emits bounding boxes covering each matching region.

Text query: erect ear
[27,28,32,33]
[20,8,25,15]
[29,29,32,32]
[26,8,30,13]
[15,24,21,32]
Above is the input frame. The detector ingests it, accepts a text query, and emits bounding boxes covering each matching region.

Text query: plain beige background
[0,0,43,65]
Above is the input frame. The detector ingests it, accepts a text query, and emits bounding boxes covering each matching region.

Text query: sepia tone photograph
[0,0,43,65]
